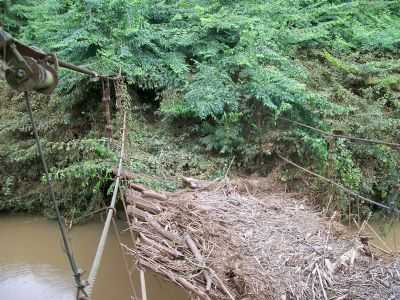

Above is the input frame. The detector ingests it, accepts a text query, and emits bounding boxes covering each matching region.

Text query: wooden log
[184,233,213,291]
[142,190,168,201]
[112,166,135,180]
[126,205,148,222]
[133,198,162,215]
[125,189,143,199]
[125,190,162,214]
[129,182,146,192]
[139,233,184,258]
[127,207,182,244]
[148,218,183,244]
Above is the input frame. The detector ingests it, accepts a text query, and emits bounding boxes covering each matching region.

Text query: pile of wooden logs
[123,182,218,300]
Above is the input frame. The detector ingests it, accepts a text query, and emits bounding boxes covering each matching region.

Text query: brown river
[1,214,399,300]
[0,214,189,300]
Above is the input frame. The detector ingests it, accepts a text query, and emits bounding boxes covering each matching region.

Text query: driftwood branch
[184,233,213,291]
[206,267,236,300]
[138,259,211,300]
[176,278,212,300]
[127,205,148,222]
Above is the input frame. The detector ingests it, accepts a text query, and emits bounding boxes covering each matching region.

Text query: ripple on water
[0,264,74,300]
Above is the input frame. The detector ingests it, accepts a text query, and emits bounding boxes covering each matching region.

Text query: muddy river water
[0,215,189,300]
[1,214,399,300]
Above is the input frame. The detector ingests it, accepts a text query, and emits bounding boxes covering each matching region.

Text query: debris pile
[121,175,400,300]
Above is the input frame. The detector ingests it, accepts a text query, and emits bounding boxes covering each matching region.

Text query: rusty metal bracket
[0,28,99,94]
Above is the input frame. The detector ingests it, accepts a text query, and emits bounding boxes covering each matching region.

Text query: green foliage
[183,65,238,120]
[2,0,399,217]
[125,114,226,185]
[333,140,362,190]
[0,82,116,218]
[0,0,30,34]
[200,112,244,154]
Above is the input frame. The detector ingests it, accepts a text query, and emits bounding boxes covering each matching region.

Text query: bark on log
[129,183,146,192]
[142,190,168,201]
[148,218,183,244]
[126,205,148,222]
[139,233,184,258]
[125,190,162,214]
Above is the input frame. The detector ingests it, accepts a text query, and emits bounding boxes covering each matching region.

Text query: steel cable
[24,92,88,299]
[271,113,400,150]
[277,153,400,215]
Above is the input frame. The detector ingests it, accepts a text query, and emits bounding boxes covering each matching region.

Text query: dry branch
[184,233,213,291]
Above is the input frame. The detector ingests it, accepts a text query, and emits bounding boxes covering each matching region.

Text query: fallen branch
[176,278,212,300]
[184,233,213,291]
[206,267,236,300]
[143,215,183,244]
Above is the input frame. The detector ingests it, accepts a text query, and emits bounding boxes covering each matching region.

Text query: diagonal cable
[24,91,88,299]
[277,152,400,215]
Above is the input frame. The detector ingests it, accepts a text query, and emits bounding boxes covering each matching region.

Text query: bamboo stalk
[140,270,148,300]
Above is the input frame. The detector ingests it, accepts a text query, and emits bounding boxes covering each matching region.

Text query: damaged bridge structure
[117,171,400,300]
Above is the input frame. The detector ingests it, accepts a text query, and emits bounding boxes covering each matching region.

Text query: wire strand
[272,113,400,150]
[24,92,88,299]
[277,152,400,215]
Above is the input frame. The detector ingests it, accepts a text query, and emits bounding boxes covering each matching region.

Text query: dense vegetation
[1,0,399,220]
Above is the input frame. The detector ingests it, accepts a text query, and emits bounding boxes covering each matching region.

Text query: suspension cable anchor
[107,206,117,217]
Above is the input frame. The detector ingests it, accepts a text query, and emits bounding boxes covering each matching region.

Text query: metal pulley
[5,55,58,94]
[1,28,98,95]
